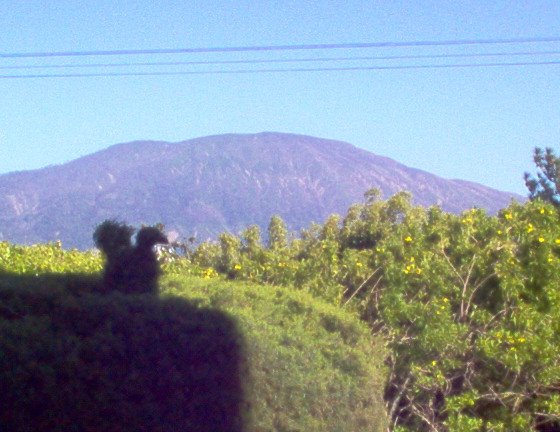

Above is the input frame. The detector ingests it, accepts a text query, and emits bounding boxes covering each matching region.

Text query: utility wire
[2,60,559,79]
[2,36,560,58]
[2,50,560,70]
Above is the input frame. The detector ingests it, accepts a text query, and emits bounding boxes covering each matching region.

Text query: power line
[1,50,560,70]
[1,60,559,79]
[2,36,560,58]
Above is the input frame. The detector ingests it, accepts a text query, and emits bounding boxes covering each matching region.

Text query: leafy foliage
[0,285,245,432]
[163,275,387,432]
[0,242,386,431]
[189,192,560,431]
[372,201,560,431]
[525,146,560,207]
[0,241,102,275]
[2,171,559,431]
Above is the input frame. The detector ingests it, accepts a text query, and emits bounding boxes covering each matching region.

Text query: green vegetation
[2,150,559,431]
[0,240,102,275]
[0,242,386,431]
[187,193,560,431]
[163,275,387,431]
[0,284,245,431]
[525,147,560,208]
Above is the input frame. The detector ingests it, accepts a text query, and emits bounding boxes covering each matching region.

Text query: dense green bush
[0,244,386,431]
[369,199,560,431]
[0,241,102,275]
[5,186,557,431]
[0,282,246,432]
[162,275,387,431]
[190,193,560,431]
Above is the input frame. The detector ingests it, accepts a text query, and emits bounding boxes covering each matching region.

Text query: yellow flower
[538,237,545,243]
[527,223,534,233]
[540,208,546,214]
[497,230,503,235]
[431,360,437,366]
[442,297,449,303]
[505,213,513,220]
[518,337,526,343]
[404,236,413,243]
[234,264,242,270]
[356,262,363,267]
[203,267,216,279]
[555,239,560,245]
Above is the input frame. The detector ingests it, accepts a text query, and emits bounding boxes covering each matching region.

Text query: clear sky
[1,0,559,195]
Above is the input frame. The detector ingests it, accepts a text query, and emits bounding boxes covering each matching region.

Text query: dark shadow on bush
[0,272,248,432]
[93,220,169,295]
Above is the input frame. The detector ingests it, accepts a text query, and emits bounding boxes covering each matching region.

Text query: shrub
[0,246,387,431]
[0,282,246,432]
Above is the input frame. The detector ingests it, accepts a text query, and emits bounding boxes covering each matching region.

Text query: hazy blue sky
[1,0,559,195]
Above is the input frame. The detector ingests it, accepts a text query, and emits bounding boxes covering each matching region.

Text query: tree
[217,232,241,277]
[241,225,262,256]
[524,147,560,207]
[267,215,288,250]
[369,201,560,431]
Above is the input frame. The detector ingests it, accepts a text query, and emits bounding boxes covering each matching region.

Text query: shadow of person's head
[93,220,169,294]
[1,221,248,431]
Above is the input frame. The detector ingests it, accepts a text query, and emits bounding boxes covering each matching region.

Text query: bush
[163,274,388,432]
[0,281,246,432]
[188,193,560,431]
[0,246,387,431]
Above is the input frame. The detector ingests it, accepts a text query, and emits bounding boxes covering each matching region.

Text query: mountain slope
[0,132,521,248]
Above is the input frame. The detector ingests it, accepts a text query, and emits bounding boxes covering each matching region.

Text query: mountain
[0,132,522,249]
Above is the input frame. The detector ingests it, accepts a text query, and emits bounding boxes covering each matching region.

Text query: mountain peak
[0,133,522,248]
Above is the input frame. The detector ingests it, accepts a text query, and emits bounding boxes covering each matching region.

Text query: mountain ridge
[0,132,523,249]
